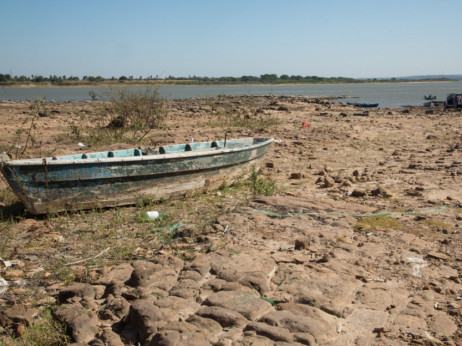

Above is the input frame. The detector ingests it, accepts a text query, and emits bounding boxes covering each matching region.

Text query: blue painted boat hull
[347,102,379,108]
[1,137,273,214]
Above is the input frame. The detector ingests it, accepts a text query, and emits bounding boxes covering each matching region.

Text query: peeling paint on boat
[1,137,273,214]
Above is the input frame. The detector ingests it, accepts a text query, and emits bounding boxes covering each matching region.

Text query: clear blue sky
[1,0,461,79]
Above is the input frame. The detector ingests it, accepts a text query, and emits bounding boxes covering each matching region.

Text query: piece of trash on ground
[0,258,12,271]
[146,211,167,220]
[0,278,9,294]
[147,211,160,219]
[408,257,427,277]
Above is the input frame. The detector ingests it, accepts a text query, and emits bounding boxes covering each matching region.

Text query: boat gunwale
[3,137,274,167]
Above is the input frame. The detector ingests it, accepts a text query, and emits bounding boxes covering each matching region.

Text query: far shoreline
[0,80,459,89]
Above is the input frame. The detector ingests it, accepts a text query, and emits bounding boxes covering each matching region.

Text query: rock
[350,189,367,197]
[323,175,335,188]
[239,271,272,293]
[119,325,139,345]
[334,173,344,184]
[186,315,222,338]
[124,299,163,343]
[293,333,316,345]
[290,172,303,179]
[99,329,125,346]
[184,254,211,276]
[429,312,457,338]
[427,251,449,260]
[204,291,272,320]
[370,186,392,197]
[196,306,247,328]
[294,238,310,250]
[92,285,106,300]
[203,278,254,293]
[405,188,423,197]
[68,311,98,344]
[169,279,201,299]
[122,286,168,301]
[54,303,85,323]
[15,324,25,336]
[154,296,200,320]
[127,260,160,287]
[150,253,184,272]
[274,304,337,339]
[0,305,38,327]
[179,270,203,282]
[146,329,210,346]
[96,263,133,286]
[244,321,293,343]
[58,283,95,303]
[210,252,276,286]
[99,297,130,320]
[274,265,359,318]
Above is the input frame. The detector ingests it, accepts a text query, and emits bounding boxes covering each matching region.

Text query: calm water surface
[1,82,461,108]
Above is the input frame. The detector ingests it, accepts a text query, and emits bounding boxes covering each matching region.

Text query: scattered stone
[124,299,163,343]
[370,186,392,197]
[294,238,310,250]
[96,263,133,286]
[427,251,449,260]
[350,189,367,197]
[290,172,303,179]
[0,305,38,327]
[15,324,25,336]
[99,329,124,346]
[68,311,99,344]
[127,260,159,287]
[58,283,95,303]
[323,175,335,188]
[405,188,423,197]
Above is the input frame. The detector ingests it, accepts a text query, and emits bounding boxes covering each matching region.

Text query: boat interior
[45,137,270,161]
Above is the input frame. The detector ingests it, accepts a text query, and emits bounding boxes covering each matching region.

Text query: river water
[1,82,461,108]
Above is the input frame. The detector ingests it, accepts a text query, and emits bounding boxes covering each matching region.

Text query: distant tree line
[0,73,456,86]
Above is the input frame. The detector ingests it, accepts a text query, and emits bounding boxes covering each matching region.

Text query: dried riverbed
[0,95,461,345]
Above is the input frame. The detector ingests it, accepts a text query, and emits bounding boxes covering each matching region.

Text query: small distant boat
[424,95,436,100]
[347,102,379,108]
[1,137,273,214]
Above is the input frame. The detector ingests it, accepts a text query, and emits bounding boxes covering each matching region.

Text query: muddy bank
[0,96,461,345]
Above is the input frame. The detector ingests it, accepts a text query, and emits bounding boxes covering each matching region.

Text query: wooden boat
[1,137,273,214]
[347,102,379,108]
[424,95,436,100]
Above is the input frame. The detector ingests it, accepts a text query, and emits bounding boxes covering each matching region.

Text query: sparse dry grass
[354,215,403,232]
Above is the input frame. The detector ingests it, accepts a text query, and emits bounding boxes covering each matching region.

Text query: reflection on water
[0,82,461,108]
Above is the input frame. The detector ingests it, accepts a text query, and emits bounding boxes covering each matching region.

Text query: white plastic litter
[77,142,85,147]
[147,211,160,219]
[0,257,11,271]
[0,278,8,294]
[408,257,427,277]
